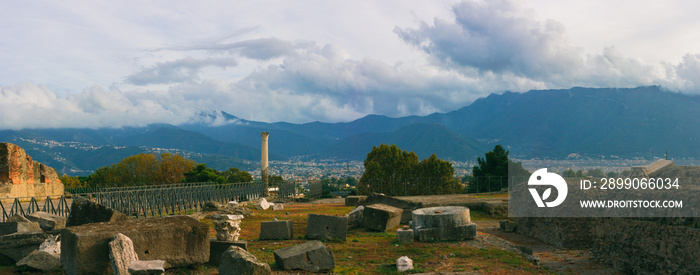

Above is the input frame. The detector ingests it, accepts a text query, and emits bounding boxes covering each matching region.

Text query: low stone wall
[0,182,64,200]
[512,217,593,249]
[591,218,700,274]
[514,217,700,274]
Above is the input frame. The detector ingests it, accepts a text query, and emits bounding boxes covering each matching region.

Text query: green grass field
[205,203,544,274]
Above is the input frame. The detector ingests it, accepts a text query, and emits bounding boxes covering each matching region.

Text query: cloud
[395,0,583,78]
[393,0,695,91]
[125,57,238,85]
[0,83,186,129]
[671,54,700,91]
[181,38,297,60]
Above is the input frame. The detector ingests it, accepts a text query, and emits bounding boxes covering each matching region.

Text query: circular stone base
[411,206,476,241]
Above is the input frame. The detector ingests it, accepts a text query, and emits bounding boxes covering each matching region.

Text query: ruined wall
[512,217,593,249]
[0,142,64,199]
[591,218,700,274]
[514,217,700,274]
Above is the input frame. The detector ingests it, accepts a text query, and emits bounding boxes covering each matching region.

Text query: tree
[157,153,197,183]
[267,175,284,187]
[87,153,195,185]
[183,164,225,184]
[183,164,253,184]
[359,144,460,196]
[468,145,530,193]
[470,145,509,193]
[563,169,585,178]
[416,154,462,194]
[587,168,605,178]
[345,176,358,187]
[60,174,84,189]
[221,167,254,183]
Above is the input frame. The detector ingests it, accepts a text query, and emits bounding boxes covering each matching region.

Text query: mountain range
[2,86,698,176]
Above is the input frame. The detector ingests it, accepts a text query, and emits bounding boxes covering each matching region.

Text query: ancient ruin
[411,206,477,241]
[0,143,64,199]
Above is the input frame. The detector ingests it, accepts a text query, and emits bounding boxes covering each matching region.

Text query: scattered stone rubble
[259,220,293,240]
[128,260,165,275]
[396,256,413,272]
[345,205,364,228]
[27,211,66,231]
[273,240,335,272]
[66,195,130,227]
[208,239,248,266]
[219,246,271,275]
[212,214,244,242]
[61,215,209,274]
[109,233,138,275]
[306,214,348,241]
[411,206,477,242]
[256,198,272,210]
[360,204,403,232]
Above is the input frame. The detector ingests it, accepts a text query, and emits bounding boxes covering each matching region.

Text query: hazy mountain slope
[4,86,700,175]
[320,123,489,161]
[428,86,700,158]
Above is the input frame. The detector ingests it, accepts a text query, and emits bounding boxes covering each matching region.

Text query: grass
[197,202,545,274]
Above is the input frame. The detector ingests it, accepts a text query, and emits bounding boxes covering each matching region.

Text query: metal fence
[2,181,266,221]
[278,181,323,200]
[307,181,323,199]
[465,176,510,193]
[0,196,71,222]
[93,181,265,218]
[278,181,298,200]
[358,176,463,196]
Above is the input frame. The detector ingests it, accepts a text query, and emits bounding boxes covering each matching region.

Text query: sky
[2,0,700,129]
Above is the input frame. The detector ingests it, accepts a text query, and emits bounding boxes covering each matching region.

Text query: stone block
[209,239,248,266]
[504,221,517,232]
[109,233,138,275]
[6,214,30,223]
[412,206,476,242]
[66,195,130,227]
[256,198,272,210]
[14,250,61,272]
[345,196,366,206]
[359,194,421,224]
[305,214,347,241]
[0,221,41,236]
[129,260,165,275]
[360,204,403,232]
[346,206,364,228]
[259,220,293,240]
[396,228,413,244]
[396,256,413,272]
[0,231,51,264]
[273,240,334,272]
[203,201,222,211]
[416,223,477,242]
[27,211,66,231]
[219,246,272,275]
[61,216,209,275]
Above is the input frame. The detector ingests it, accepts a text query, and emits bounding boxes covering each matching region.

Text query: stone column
[260,132,269,196]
